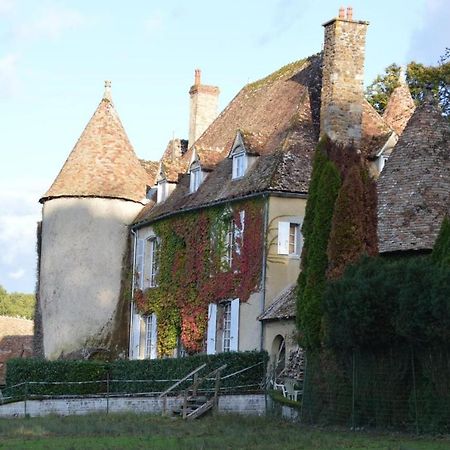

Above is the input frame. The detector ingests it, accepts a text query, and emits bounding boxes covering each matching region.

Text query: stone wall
[320,10,368,144]
[0,394,266,418]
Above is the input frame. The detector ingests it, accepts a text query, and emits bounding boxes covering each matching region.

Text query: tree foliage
[297,139,341,350]
[431,215,450,268]
[324,254,450,351]
[365,50,450,115]
[0,285,35,319]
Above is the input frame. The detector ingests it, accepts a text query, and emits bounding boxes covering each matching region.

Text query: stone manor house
[35,7,450,372]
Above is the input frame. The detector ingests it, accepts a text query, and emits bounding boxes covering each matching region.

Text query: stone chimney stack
[320,7,369,145]
[189,69,220,147]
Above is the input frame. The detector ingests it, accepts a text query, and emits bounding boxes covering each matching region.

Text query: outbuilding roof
[377,96,450,253]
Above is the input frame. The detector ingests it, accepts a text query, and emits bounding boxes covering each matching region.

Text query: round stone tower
[38,82,148,360]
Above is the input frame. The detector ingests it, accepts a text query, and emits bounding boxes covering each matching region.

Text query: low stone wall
[0,394,266,418]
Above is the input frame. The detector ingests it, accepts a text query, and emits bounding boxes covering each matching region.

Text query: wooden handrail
[158,363,206,399]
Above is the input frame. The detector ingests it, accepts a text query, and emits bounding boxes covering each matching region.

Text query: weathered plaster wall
[263,319,297,367]
[238,291,262,352]
[39,197,142,360]
[265,196,306,305]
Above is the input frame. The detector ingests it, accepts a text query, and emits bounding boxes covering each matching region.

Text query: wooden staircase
[159,364,227,420]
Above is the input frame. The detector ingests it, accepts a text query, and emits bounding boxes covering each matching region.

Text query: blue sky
[0,0,447,293]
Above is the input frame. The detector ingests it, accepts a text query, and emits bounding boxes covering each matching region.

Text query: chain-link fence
[299,345,450,433]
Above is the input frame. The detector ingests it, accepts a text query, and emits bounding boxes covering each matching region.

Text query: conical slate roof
[383,79,416,136]
[40,83,147,204]
[377,96,450,253]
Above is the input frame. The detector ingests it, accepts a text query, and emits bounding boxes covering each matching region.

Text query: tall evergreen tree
[297,143,341,350]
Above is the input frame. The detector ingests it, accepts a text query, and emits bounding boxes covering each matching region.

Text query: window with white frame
[143,313,157,359]
[190,165,202,193]
[143,237,159,288]
[278,219,302,256]
[144,315,153,358]
[232,152,247,179]
[222,301,232,352]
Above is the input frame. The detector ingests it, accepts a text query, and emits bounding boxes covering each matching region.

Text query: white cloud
[14,5,84,41]
[8,268,25,280]
[0,53,20,98]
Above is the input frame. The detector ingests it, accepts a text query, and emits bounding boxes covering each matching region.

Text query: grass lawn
[0,413,449,449]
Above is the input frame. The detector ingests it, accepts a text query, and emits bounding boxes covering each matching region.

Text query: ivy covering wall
[135,199,264,357]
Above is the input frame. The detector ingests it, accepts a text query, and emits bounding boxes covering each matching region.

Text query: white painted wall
[39,197,143,360]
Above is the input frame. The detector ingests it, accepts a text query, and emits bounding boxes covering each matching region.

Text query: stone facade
[320,9,369,144]
[188,69,220,145]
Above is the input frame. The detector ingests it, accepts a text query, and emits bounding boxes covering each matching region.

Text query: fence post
[351,351,356,431]
[299,352,307,424]
[411,345,419,434]
[106,373,110,415]
[24,382,28,418]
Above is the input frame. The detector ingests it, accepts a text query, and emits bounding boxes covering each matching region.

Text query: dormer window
[189,164,203,193]
[233,152,247,179]
[228,131,258,180]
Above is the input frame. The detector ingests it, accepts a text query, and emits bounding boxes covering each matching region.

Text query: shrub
[5,351,268,398]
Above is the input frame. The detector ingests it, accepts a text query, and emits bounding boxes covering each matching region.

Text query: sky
[0,0,448,294]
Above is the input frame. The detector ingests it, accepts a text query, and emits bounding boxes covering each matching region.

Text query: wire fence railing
[0,362,265,406]
[298,346,450,434]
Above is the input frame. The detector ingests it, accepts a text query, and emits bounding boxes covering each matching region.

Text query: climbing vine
[135,199,264,356]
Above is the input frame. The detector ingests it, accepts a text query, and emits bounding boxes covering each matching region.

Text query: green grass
[0,413,448,449]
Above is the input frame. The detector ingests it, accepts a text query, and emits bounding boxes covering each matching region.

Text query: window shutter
[235,210,245,255]
[298,217,304,254]
[150,313,158,359]
[136,238,145,289]
[278,222,290,255]
[206,303,217,355]
[131,311,141,359]
[230,298,240,351]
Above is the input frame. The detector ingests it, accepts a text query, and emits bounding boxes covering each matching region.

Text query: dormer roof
[40,83,147,204]
[377,96,450,253]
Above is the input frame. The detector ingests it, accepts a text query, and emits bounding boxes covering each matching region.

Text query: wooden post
[213,371,220,410]
[162,395,167,416]
[192,373,198,397]
[183,390,188,419]
[106,373,110,415]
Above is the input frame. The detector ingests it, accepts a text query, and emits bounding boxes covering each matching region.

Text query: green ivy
[136,199,264,356]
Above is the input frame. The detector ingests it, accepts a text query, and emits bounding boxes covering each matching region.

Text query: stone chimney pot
[195,69,201,86]
[339,7,345,18]
[346,6,353,21]
[103,80,112,101]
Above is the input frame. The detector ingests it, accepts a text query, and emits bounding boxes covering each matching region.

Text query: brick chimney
[320,7,369,145]
[189,69,220,147]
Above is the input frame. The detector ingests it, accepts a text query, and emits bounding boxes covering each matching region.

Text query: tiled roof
[377,97,450,253]
[134,55,322,225]
[140,160,159,187]
[40,93,148,204]
[383,83,416,136]
[159,139,190,182]
[0,316,33,384]
[258,284,296,321]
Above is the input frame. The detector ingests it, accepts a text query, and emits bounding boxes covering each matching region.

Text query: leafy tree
[297,140,341,350]
[365,63,401,114]
[365,50,450,115]
[0,285,35,319]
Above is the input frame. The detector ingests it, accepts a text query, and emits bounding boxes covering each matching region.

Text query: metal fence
[299,346,450,434]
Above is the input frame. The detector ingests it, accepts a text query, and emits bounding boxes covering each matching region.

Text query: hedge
[5,351,268,398]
